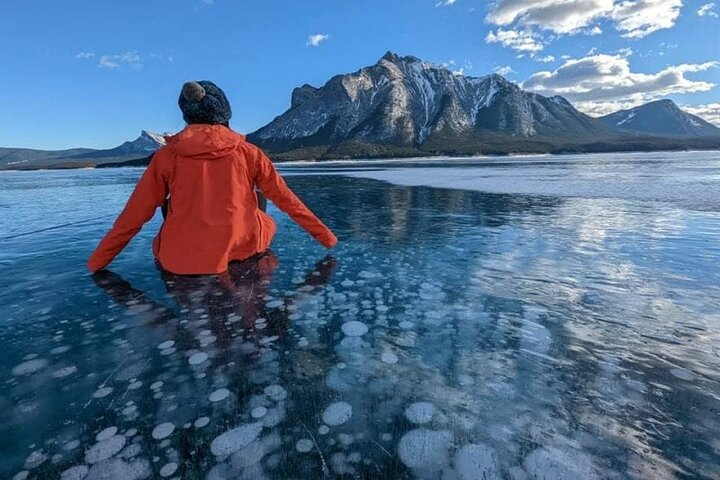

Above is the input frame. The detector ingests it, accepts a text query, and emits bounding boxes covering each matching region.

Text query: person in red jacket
[87,80,337,275]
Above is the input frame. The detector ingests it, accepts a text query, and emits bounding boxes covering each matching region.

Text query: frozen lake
[1,151,720,479]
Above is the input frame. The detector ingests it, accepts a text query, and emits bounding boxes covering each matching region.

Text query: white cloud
[486,0,613,34]
[522,54,719,115]
[698,2,718,17]
[536,55,555,63]
[306,33,330,47]
[485,28,544,53]
[611,0,682,38]
[435,0,457,6]
[684,103,720,126]
[98,51,143,70]
[485,0,684,52]
[75,52,95,59]
[493,65,515,76]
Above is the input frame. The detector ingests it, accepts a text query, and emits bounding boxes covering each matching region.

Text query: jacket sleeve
[252,148,337,248]
[87,153,169,272]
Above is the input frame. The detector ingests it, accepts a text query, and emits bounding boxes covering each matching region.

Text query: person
[87,80,337,275]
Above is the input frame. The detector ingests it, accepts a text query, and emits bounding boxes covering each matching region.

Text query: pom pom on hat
[182,82,206,102]
[178,80,232,125]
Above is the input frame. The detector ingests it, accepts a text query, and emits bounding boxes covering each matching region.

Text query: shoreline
[1,148,719,173]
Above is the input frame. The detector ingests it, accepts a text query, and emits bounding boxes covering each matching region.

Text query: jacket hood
[166,124,245,160]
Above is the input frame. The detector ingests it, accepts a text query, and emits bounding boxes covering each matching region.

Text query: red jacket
[87,124,336,274]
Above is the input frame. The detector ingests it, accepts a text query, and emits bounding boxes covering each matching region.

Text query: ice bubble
[524,446,599,480]
[194,417,210,428]
[12,472,28,480]
[264,385,287,401]
[85,435,127,464]
[128,380,142,390]
[93,387,113,399]
[342,321,369,337]
[125,429,138,437]
[405,402,435,424]
[159,462,178,477]
[122,405,137,416]
[261,407,286,428]
[458,374,474,386]
[266,300,283,309]
[230,432,281,469]
[454,444,500,480]
[188,352,209,366]
[341,280,355,287]
[251,407,268,419]
[85,457,150,480]
[96,427,118,442]
[63,440,81,451]
[24,450,48,469]
[60,465,89,480]
[51,346,71,355]
[322,402,352,426]
[209,388,230,402]
[670,368,694,381]
[210,423,263,456]
[150,381,164,390]
[399,321,414,330]
[151,422,175,440]
[296,439,314,453]
[158,341,175,350]
[398,429,453,470]
[51,366,78,378]
[12,358,48,376]
[381,352,399,364]
[318,425,330,435]
[330,452,350,475]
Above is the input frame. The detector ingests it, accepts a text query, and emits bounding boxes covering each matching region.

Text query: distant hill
[599,99,720,137]
[0,131,164,170]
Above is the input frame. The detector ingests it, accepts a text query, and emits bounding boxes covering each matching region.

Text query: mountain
[249,52,617,159]
[0,131,165,170]
[598,99,720,137]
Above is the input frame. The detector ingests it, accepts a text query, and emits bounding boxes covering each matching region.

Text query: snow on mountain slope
[249,52,609,151]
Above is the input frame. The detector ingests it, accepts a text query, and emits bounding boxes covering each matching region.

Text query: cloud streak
[98,51,142,70]
[697,2,718,17]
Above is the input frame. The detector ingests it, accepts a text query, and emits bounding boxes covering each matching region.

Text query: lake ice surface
[1,151,720,479]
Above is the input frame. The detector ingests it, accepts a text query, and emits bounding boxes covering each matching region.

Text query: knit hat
[178,80,232,125]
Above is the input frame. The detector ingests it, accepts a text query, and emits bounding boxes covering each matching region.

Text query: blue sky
[1,0,719,150]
